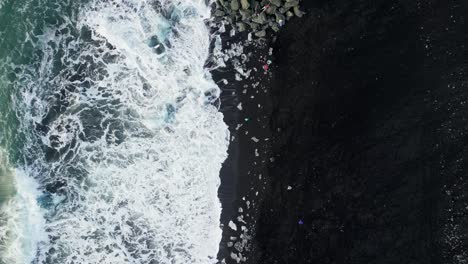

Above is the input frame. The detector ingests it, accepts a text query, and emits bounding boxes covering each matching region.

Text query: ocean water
[0,0,229,263]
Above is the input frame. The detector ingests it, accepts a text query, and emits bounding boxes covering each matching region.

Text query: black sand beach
[212,29,275,262]
[215,0,468,263]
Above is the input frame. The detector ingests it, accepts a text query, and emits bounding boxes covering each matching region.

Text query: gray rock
[279,7,288,13]
[255,30,266,37]
[239,9,252,20]
[240,0,250,9]
[265,5,277,14]
[293,6,305,17]
[271,23,280,32]
[268,19,275,26]
[231,0,240,11]
[284,0,299,9]
[286,10,294,19]
[214,9,226,17]
[252,12,267,24]
[269,0,282,7]
[249,22,260,30]
[237,22,247,32]
[275,11,286,22]
[218,0,227,8]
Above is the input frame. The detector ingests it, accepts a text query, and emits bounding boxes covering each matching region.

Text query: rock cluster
[213,0,304,37]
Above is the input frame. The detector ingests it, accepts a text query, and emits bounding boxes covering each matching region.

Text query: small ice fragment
[238,207,243,213]
[237,103,243,110]
[287,186,292,190]
[237,216,247,224]
[230,252,240,263]
[229,220,237,231]
[255,149,259,157]
[251,137,259,142]
[298,219,304,225]
[242,89,247,94]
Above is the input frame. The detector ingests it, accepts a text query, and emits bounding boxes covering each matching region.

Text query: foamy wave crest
[0,167,47,264]
[12,0,228,263]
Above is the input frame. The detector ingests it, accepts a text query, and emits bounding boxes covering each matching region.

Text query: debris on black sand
[207,1,306,263]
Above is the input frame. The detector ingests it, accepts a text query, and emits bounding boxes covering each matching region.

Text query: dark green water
[0,0,80,209]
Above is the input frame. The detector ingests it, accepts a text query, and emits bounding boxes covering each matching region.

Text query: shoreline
[211,29,275,262]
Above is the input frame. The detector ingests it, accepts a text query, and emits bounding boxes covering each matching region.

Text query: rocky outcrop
[212,0,304,37]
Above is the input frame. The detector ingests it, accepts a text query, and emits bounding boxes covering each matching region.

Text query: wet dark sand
[216,0,468,263]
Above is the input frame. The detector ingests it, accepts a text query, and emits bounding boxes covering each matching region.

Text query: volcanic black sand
[214,0,468,263]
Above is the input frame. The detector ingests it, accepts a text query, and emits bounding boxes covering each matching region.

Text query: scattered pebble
[229,220,238,231]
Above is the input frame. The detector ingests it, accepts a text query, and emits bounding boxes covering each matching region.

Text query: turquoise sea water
[0,1,229,263]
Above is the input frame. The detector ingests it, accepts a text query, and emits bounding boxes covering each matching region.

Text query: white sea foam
[0,168,47,264]
[9,0,229,263]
